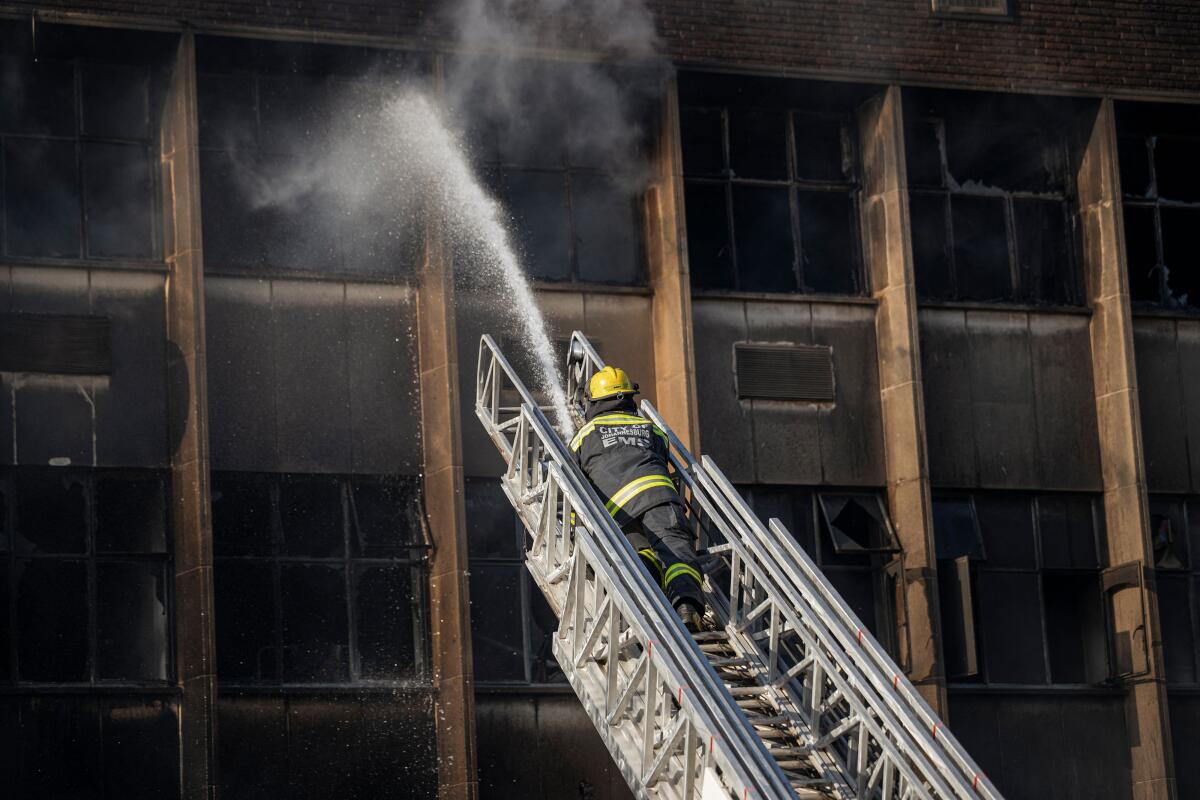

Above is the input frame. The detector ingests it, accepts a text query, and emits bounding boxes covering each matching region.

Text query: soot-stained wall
[919,308,1101,491]
[691,298,885,486]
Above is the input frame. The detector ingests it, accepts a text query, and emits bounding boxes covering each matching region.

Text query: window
[465,478,565,685]
[211,472,429,685]
[679,74,866,295]
[931,0,1013,18]
[1116,102,1200,312]
[1147,496,1200,684]
[0,24,160,261]
[196,37,423,276]
[739,486,901,658]
[461,60,646,286]
[0,468,171,685]
[932,492,1108,685]
[905,90,1081,306]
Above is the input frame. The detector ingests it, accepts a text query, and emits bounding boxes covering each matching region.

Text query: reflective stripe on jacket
[570,411,677,525]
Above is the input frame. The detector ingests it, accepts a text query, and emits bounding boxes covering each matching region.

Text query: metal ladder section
[474,331,1004,800]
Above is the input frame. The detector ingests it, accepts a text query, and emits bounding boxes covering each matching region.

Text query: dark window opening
[933,491,1107,686]
[465,478,565,685]
[211,471,428,686]
[905,89,1084,306]
[1147,496,1200,685]
[679,73,871,296]
[0,22,164,262]
[1116,101,1200,313]
[0,468,171,686]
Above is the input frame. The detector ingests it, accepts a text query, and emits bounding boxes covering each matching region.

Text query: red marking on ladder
[932,721,942,739]
[892,673,900,689]
[856,628,864,644]
[709,735,715,754]
[647,640,653,657]
[973,773,982,790]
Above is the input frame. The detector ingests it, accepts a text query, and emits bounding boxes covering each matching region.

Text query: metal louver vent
[0,313,112,375]
[735,343,834,401]
[931,0,1011,17]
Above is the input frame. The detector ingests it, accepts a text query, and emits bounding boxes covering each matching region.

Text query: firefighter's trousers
[623,501,705,609]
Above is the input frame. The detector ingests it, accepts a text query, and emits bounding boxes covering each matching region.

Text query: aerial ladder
[474,331,1003,800]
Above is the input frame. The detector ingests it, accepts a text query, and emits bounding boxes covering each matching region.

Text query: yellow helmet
[587,366,638,401]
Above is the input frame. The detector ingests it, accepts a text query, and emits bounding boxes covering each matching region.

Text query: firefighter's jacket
[570,409,678,527]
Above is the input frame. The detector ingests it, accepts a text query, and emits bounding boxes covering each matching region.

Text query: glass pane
[211,474,275,556]
[198,150,266,268]
[792,112,847,183]
[683,181,734,290]
[1039,495,1099,570]
[1013,198,1073,306]
[796,189,856,294]
[81,64,149,140]
[469,563,524,682]
[214,560,278,682]
[96,561,169,681]
[976,571,1046,684]
[826,568,878,634]
[904,117,944,189]
[932,497,984,561]
[1117,136,1152,199]
[1157,573,1196,684]
[817,494,895,554]
[1043,571,1105,684]
[464,478,521,560]
[16,559,87,681]
[1159,207,1200,310]
[196,72,256,150]
[732,184,796,293]
[573,173,641,285]
[951,194,1011,302]
[504,170,571,281]
[0,56,75,136]
[727,108,788,180]
[974,494,1035,568]
[83,142,155,260]
[742,486,814,556]
[279,475,344,557]
[946,123,1064,194]
[0,479,9,552]
[15,471,87,554]
[350,478,422,556]
[95,475,166,553]
[910,192,953,300]
[281,563,348,682]
[0,564,9,680]
[355,564,420,681]
[1187,501,1200,569]
[680,107,725,176]
[4,138,81,258]
[1122,204,1161,304]
[1154,136,1200,203]
[1150,497,1188,570]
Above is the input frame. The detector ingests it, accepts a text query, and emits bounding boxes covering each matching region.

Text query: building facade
[0,2,1198,799]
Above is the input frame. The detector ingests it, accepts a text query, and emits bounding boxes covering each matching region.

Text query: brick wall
[5,0,1199,98]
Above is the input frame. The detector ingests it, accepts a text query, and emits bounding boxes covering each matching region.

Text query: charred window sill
[475,682,576,695]
[0,684,181,695]
[218,684,434,695]
[204,263,418,286]
[0,255,168,274]
[532,280,652,296]
[1131,306,1200,321]
[918,299,1091,316]
[946,683,1126,696]
[691,289,876,306]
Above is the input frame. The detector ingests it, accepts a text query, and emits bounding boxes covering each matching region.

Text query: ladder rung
[726,685,771,697]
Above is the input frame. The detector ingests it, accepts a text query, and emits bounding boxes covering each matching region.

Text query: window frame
[1147,495,1200,685]
[211,471,431,689]
[0,467,174,688]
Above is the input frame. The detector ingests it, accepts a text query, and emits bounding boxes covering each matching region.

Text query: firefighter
[570,365,707,631]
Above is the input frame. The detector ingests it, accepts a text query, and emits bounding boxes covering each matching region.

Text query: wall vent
[0,313,112,375]
[735,343,834,401]
[931,0,1012,17]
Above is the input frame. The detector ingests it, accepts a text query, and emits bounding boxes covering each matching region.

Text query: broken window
[1116,101,1200,312]
[905,89,1083,306]
[211,471,429,686]
[195,37,423,278]
[0,24,161,261]
[741,486,901,659]
[1147,496,1200,685]
[465,478,565,685]
[0,468,171,686]
[457,58,648,286]
[933,491,1107,685]
[679,73,868,296]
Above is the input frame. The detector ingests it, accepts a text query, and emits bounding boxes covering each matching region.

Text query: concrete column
[417,85,479,794]
[856,86,947,716]
[646,74,702,453]
[159,31,219,800]
[1078,98,1176,800]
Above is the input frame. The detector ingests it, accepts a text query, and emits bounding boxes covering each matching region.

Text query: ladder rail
[565,330,1002,800]
[476,334,801,800]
